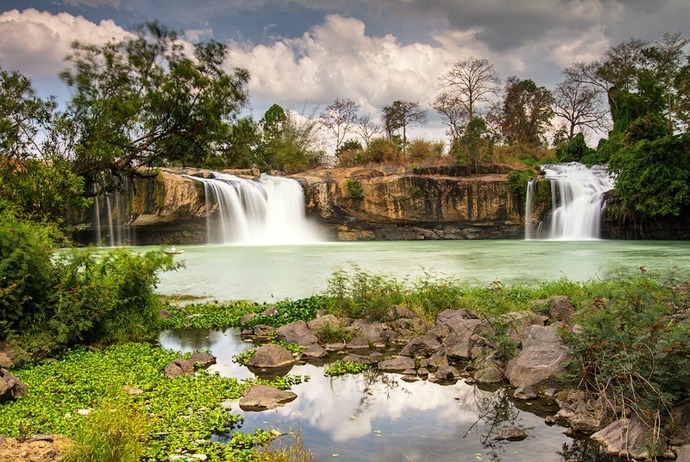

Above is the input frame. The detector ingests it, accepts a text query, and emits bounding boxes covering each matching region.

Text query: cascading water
[525,162,615,240]
[189,172,323,245]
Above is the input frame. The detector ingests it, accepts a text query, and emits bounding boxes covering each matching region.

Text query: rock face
[78,165,525,244]
[293,165,524,241]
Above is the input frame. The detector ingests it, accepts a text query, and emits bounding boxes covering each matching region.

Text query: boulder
[346,336,371,350]
[239,385,297,411]
[0,368,29,403]
[163,359,194,378]
[548,296,575,324]
[246,344,295,368]
[677,445,690,462]
[433,365,460,381]
[275,321,318,346]
[473,356,505,384]
[399,335,441,358]
[348,320,387,344]
[552,390,611,433]
[592,417,666,459]
[494,426,528,441]
[501,311,548,344]
[307,314,341,336]
[378,356,415,373]
[505,323,571,395]
[188,352,216,368]
[302,343,328,359]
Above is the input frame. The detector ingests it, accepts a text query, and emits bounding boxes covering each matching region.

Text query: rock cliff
[291,164,524,240]
[77,165,525,245]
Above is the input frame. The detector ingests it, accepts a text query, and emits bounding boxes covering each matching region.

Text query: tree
[494,77,554,146]
[553,73,609,140]
[381,100,427,150]
[319,98,359,152]
[0,70,90,231]
[60,21,249,194]
[451,117,493,172]
[432,91,469,141]
[354,114,381,149]
[219,117,263,169]
[438,57,500,120]
[260,105,324,173]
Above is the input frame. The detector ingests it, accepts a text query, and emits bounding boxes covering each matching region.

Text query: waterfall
[526,162,615,240]
[190,172,323,245]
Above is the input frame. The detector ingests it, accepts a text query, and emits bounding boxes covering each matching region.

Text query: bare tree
[432,91,469,141]
[319,98,359,152]
[553,75,609,140]
[381,100,427,149]
[438,57,501,120]
[354,113,381,149]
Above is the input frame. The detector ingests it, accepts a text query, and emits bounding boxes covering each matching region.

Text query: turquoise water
[154,240,690,302]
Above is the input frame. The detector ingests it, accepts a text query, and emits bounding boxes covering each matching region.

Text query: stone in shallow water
[239,385,297,411]
[246,344,295,368]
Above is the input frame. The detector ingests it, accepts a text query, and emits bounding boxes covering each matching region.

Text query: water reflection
[159,329,601,461]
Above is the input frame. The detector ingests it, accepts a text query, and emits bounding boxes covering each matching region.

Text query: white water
[526,162,615,240]
[189,173,323,245]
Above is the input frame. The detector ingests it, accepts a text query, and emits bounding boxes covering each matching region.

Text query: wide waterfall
[525,162,615,240]
[190,172,323,245]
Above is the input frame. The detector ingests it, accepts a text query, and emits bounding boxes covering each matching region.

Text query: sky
[1,0,689,146]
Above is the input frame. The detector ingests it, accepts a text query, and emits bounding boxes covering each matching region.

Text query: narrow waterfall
[525,162,615,240]
[191,172,323,245]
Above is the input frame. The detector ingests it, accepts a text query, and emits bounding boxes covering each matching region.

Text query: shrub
[345,178,364,199]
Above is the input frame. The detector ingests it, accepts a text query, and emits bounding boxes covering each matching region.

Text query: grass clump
[324,361,370,377]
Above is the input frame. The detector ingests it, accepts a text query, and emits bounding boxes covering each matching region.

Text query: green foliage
[62,394,152,462]
[324,360,370,376]
[0,342,308,461]
[507,169,535,199]
[495,77,554,147]
[345,178,364,199]
[452,117,494,171]
[241,296,326,329]
[556,133,594,163]
[335,139,364,167]
[60,22,250,192]
[0,215,178,357]
[325,265,405,321]
[608,133,690,217]
[160,300,261,330]
[562,276,690,419]
[361,137,400,164]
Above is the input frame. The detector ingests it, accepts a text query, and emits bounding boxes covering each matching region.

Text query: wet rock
[342,354,371,365]
[494,426,528,441]
[548,296,575,324]
[378,356,415,373]
[592,417,666,459]
[367,351,385,364]
[505,323,571,394]
[324,342,345,351]
[417,367,429,379]
[239,385,297,411]
[0,367,28,402]
[552,390,611,433]
[163,359,194,378]
[243,324,276,341]
[399,335,441,358]
[307,314,341,336]
[428,351,449,369]
[434,365,460,381]
[276,321,318,346]
[246,344,295,368]
[189,352,216,368]
[346,336,371,350]
[513,386,538,400]
[302,343,328,359]
[473,357,505,384]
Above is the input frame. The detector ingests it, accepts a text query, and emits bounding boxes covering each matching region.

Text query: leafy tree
[219,117,263,169]
[555,133,594,163]
[437,57,500,120]
[0,70,90,231]
[493,77,554,146]
[381,100,427,150]
[60,21,249,194]
[260,105,323,173]
[451,117,493,171]
[320,98,359,152]
[335,139,364,167]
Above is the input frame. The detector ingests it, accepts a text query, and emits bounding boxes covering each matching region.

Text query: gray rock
[302,343,328,359]
[307,314,341,336]
[393,305,419,319]
[346,336,371,350]
[677,445,690,462]
[342,354,371,365]
[239,385,297,411]
[348,320,387,343]
[378,356,415,372]
[592,417,666,459]
[189,352,216,368]
[501,311,548,344]
[400,335,441,358]
[246,344,295,368]
[505,323,571,391]
[494,426,528,441]
[434,365,460,381]
[164,359,194,378]
[473,359,505,384]
[276,320,318,346]
[548,296,575,324]
[553,390,611,433]
[324,342,345,351]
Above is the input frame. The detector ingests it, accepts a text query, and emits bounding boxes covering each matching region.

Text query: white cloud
[0,8,129,78]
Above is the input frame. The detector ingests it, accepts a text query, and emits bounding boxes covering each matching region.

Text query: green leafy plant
[345,178,364,199]
[324,360,370,377]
